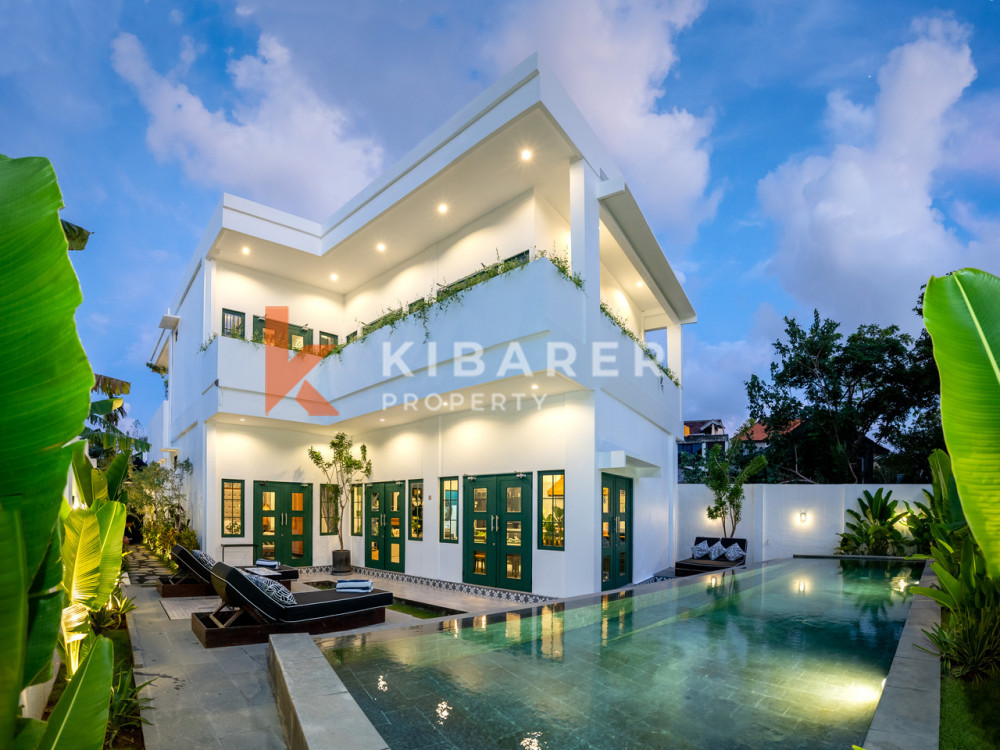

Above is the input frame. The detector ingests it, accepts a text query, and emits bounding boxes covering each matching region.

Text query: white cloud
[111,32,383,220]
[483,0,717,243]
[758,16,995,332]
[168,9,183,25]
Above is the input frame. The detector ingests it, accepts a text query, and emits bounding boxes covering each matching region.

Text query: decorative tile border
[332,565,555,605]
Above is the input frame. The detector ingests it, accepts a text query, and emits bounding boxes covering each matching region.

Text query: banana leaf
[0,155,92,748]
[36,636,112,750]
[924,269,1000,577]
[23,532,64,688]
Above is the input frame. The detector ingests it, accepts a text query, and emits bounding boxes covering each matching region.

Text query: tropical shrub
[835,488,906,556]
[126,459,196,556]
[105,666,154,747]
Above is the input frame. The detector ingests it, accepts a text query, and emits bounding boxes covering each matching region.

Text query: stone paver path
[125,544,173,585]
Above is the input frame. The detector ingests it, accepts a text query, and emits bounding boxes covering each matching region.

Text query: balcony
[201,258,679,431]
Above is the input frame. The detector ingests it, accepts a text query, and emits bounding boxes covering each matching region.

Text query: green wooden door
[364,481,405,571]
[601,473,632,590]
[254,480,312,567]
[463,473,532,592]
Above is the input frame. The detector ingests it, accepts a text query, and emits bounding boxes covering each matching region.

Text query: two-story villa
[147,56,696,598]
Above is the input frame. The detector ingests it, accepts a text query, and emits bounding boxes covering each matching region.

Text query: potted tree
[308,433,372,573]
[705,423,767,537]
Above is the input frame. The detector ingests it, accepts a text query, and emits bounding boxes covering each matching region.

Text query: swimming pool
[321,558,921,749]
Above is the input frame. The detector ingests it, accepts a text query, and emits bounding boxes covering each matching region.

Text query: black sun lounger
[155,545,218,598]
[190,562,393,647]
[156,545,300,598]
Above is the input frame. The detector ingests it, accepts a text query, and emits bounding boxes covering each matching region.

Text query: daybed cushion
[724,542,745,562]
[193,549,217,569]
[241,570,296,606]
[212,563,392,624]
[691,540,710,559]
[707,541,726,560]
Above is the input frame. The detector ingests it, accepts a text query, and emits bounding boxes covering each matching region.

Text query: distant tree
[83,373,150,467]
[746,306,943,484]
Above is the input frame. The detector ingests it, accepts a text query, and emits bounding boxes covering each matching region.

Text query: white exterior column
[667,323,683,387]
[569,158,601,333]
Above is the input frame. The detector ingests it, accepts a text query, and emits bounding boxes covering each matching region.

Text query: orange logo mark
[262,306,339,416]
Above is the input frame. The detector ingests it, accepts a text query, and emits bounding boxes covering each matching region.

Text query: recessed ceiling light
[330,273,339,281]
[521,148,533,161]
[239,418,245,422]
[531,383,539,390]
[636,280,644,288]
[241,246,250,255]
[379,418,385,422]
[437,203,448,215]
[376,242,386,252]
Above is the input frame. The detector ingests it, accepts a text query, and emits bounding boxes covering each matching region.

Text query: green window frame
[346,331,358,344]
[222,309,245,339]
[408,479,424,541]
[538,471,565,549]
[252,315,314,350]
[350,484,363,536]
[440,477,459,543]
[319,484,338,535]
[319,331,338,349]
[221,479,244,537]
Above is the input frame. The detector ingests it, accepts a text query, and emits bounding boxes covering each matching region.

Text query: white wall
[599,261,644,336]
[595,390,678,584]
[676,483,931,564]
[215,261,348,342]
[345,191,538,330]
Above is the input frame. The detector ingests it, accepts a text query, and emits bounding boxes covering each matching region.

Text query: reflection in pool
[322,558,920,749]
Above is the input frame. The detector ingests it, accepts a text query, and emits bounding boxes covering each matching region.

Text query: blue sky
[2,0,998,437]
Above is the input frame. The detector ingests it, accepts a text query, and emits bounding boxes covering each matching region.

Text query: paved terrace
[124,546,520,749]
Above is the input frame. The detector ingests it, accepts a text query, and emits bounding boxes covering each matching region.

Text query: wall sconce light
[799,512,808,524]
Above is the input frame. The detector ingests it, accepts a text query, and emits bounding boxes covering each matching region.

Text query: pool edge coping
[862,563,940,750]
[269,632,390,750]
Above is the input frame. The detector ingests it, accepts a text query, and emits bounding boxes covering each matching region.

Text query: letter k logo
[262,306,339,416]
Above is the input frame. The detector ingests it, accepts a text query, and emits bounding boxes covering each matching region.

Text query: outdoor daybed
[156,544,299,597]
[674,537,748,577]
[190,562,393,647]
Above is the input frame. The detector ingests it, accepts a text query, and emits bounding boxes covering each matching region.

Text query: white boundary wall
[675,483,931,564]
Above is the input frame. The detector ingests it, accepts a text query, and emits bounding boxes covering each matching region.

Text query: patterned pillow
[193,549,217,569]
[691,540,710,559]
[724,542,745,562]
[242,571,296,606]
[707,541,726,560]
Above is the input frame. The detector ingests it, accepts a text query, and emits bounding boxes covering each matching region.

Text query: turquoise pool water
[322,558,921,749]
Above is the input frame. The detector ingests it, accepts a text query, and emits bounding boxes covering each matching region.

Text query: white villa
[147,55,696,599]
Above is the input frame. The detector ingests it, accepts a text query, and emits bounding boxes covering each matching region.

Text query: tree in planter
[308,433,372,559]
[704,424,767,537]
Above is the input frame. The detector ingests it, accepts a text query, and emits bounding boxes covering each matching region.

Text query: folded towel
[336,578,371,584]
[336,582,373,593]
[255,559,280,568]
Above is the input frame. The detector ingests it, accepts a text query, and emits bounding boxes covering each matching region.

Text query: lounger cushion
[724,542,745,562]
[171,544,213,585]
[193,549,217,569]
[691,540,710,559]
[241,570,297,606]
[707,541,726,560]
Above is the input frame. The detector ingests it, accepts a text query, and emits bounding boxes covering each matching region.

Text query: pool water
[322,558,921,749]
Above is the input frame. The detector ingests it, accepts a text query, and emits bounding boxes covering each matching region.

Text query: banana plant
[0,153,112,750]
[923,269,1000,577]
[60,446,127,675]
